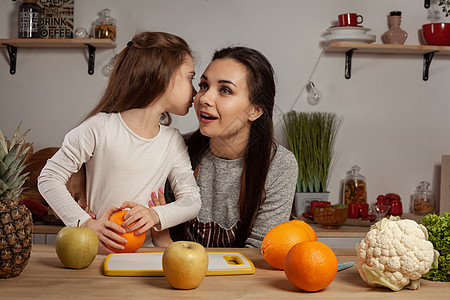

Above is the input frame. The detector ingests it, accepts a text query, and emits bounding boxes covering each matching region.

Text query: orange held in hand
[284,241,338,292]
[107,210,146,253]
[261,221,313,270]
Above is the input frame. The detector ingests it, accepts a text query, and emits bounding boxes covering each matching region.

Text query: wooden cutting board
[104,252,255,276]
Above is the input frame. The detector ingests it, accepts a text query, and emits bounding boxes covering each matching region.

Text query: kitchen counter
[1,244,448,299]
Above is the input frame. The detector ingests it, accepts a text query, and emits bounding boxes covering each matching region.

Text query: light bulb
[102,63,114,77]
[102,54,117,77]
[306,81,322,105]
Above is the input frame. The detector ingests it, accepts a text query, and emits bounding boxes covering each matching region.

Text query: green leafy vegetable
[420,212,450,281]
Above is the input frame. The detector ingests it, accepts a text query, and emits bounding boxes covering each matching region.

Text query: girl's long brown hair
[86,31,192,123]
[187,47,277,246]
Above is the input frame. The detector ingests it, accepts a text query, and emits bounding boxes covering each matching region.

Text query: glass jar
[343,165,367,205]
[94,9,116,41]
[387,193,402,216]
[413,181,435,215]
[18,0,41,38]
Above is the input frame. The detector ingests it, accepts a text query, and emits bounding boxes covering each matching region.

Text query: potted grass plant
[283,111,342,218]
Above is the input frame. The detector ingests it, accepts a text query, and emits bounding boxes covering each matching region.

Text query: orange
[284,241,338,292]
[286,220,317,241]
[107,210,146,253]
[261,222,311,269]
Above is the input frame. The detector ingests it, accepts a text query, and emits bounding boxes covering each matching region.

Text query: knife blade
[337,261,354,272]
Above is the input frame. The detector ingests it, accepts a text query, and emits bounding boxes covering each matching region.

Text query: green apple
[162,241,209,289]
[55,225,98,269]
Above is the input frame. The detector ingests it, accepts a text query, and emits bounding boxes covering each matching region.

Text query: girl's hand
[119,201,160,235]
[81,207,127,253]
[149,188,173,247]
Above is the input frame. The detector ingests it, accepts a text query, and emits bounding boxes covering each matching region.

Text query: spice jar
[343,165,367,205]
[94,8,116,41]
[387,193,402,216]
[413,181,435,215]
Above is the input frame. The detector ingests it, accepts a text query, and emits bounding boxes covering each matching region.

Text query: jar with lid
[413,181,435,215]
[94,9,116,41]
[386,193,402,216]
[343,165,367,205]
[18,0,41,38]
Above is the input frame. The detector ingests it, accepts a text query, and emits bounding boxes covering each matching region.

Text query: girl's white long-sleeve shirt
[38,112,201,231]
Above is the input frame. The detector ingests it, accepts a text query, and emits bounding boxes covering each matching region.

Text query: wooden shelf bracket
[423,51,437,81]
[2,43,18,75]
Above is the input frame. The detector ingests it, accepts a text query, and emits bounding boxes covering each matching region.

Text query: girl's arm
[245,147,299,248]
[150,132,201,230]
[38,117,100,228]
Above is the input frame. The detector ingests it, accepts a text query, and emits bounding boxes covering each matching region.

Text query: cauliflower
[356,216,439,291]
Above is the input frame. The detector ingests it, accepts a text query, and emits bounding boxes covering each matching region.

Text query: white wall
[1,0,449,212]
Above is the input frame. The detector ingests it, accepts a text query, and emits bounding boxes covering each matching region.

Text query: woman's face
[194,58,261,140]
[163,55,197,116]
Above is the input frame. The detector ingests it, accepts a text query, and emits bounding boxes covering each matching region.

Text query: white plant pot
[293,192,330,218]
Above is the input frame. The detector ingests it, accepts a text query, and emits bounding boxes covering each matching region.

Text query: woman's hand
[77,199,96,219]
[81,207,127,253]
[149,188,173,247]
[119,200,160,235]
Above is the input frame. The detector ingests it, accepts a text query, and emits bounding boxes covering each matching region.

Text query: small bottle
[413,181,435,215]
[382,11,408,45]
[18,0,41,38]
[94,9,116,41]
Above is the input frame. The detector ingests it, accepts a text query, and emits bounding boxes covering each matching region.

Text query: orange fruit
[261,222,311,269]
[284,241,338,292]
[286,220,317,241]
[107,210,146,253]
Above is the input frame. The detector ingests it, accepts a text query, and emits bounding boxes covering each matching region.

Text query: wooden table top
[0,244,448,299]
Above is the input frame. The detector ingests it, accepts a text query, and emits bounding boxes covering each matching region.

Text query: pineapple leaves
[0,124,31,202]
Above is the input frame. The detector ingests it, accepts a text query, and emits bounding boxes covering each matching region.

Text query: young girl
[38,31,201,252]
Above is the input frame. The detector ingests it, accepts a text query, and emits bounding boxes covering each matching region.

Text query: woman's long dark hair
[85,31,192,124]
[187,47,277,246]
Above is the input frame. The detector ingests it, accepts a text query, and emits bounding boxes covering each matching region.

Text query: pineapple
[0,124,33,279]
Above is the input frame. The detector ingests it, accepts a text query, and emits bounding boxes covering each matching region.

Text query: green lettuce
[420,212,450,281]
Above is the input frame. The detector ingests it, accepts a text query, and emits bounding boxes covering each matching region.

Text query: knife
[337,261,354,272]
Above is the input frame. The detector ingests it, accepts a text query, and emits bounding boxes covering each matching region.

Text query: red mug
[338,13,363,26]
[348,202,368,219]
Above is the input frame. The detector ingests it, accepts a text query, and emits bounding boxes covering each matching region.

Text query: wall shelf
[324,42,450,80]
[0,38,116,75]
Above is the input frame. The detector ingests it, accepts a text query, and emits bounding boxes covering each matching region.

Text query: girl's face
[194,58,262,140]
[163,55,196,116]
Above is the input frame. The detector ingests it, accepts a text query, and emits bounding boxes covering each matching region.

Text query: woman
[166,46,298,248]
